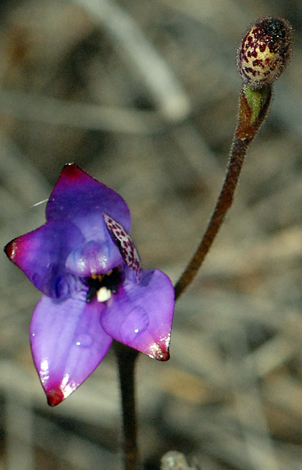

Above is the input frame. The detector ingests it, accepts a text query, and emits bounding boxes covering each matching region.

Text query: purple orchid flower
[4,164,174,406]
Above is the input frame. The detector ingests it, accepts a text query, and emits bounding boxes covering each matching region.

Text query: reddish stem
[174,87,272,300]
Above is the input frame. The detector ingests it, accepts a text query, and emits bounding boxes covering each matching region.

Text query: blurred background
[1,0,302,469]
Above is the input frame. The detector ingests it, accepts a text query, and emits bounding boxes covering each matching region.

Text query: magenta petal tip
[149,340,170,361]
[46,387,65,407]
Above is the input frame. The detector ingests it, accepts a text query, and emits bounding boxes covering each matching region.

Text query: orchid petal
[30,291,112,406]
[5,220,85,299]
[100,269,174,360]
[46,164,131,233]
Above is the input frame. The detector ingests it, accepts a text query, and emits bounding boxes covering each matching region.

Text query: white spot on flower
[97,286,112,302]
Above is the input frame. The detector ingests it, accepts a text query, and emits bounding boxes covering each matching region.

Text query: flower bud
[238,17,293,90]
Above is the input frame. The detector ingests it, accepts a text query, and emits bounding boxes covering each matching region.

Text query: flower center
[86,268,123,303]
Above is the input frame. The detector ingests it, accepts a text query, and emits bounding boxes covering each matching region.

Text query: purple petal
[46,164,131,233]
[30,291,112,406]
[5,220,85,299]
[100,269,174,360]
[104,213,142,282]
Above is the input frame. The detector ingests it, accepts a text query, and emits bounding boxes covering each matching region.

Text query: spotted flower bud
[238,17,293,90]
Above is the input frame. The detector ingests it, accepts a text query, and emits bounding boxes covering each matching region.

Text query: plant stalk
[174,86,272,300]
[116,343,140,470]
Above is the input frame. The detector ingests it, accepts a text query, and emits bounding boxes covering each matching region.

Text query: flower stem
[115,342,140,470]
[174,86,272,300]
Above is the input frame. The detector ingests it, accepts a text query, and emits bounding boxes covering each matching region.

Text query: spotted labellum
[4,164,174,406]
